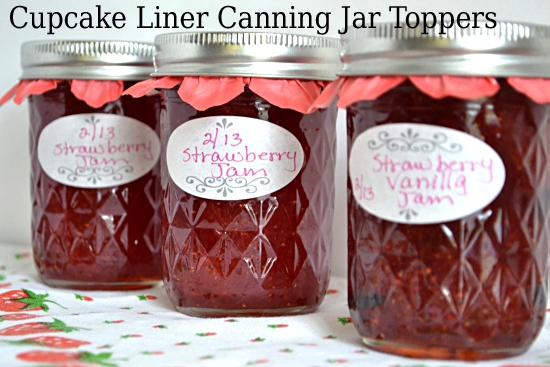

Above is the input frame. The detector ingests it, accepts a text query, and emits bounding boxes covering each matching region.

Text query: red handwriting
[52,123,155,169]
[354,174,374,201]
[181,125,302,180]
[79,124,115,141]
[203,128,242,149]
[398,191,454,208]
[372,154,433,172]
[75,155,130,168]
[211,164,267,178]
[368,154,495,208]
[182,146,299,178]
[372,154,494,183]
[386,171,467,195]
[54,142,105,155]
[54,141,154,159]
[182,146,297,169]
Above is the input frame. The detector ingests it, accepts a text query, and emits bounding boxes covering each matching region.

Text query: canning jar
[1,41,162,290]
[334,23,550,360]
[126,32,340,316]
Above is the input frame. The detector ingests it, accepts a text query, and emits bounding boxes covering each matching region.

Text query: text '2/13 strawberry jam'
[337,22,550,360]
[127,32,341,316]
[13,41,162,290]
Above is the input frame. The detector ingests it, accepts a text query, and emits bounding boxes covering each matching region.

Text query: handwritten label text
[349,123,506,224]
[166,116,305,200]
[37,114,160,188]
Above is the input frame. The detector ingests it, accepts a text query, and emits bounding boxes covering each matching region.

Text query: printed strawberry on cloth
[0,242,549,367]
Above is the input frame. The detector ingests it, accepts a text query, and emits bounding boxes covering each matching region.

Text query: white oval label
[349,123,506,224]
[166,116,305,200]
[38,114,160,188]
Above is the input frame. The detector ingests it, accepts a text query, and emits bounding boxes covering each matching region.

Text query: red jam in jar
[22,41,162,290]
[152,32,340,316]
[341,23,549,360]
[162,88,336,316]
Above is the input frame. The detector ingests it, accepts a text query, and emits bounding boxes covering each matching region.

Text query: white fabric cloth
[0,242,548,367]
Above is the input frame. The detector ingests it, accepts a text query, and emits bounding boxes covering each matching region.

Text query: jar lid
[20,40,155,80]
[153,32,341,81]
[340,21,550,77]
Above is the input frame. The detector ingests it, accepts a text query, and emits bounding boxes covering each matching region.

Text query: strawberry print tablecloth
[0,242,549,367]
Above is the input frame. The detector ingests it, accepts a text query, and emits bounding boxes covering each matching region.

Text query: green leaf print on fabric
[0,289,66,312]
[0,318,88,336]
[14,253,30,260]
[337,317,352,325]
[196,332,216,337]
[16,350,119,367]
[246,359,269,365]
[120,334,141,339]
[75,294,93,302]
[267,324,288,329]
[137,295,157,301]
[5,336,90,349]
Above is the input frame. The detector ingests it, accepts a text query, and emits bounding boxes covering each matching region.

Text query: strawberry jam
[347,80,548,359]
[162,88,337,316]
[29,81,162,290]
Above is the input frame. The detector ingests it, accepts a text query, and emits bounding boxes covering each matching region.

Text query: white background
[0,0,548,277]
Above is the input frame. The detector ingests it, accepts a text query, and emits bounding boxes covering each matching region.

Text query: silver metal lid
[21,40,155,80]
[340,22,550,77]
[153,32,341,81]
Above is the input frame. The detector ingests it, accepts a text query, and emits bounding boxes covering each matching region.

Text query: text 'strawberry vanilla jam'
[13,41,162,290]
[127,32,340,317]
[338,23,550,360]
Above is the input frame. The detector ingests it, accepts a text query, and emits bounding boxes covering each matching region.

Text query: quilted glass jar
[19,41,162,290]
[340,23,550,360]
[150,32,340,317]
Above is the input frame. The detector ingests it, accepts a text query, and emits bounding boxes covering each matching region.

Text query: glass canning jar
[151,32,340,317]
[20,41,162,290]
[340,22,550,360]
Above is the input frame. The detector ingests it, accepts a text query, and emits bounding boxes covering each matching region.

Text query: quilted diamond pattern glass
[347,81,548,360]
[29,82,162,290]
[162,89,336,317]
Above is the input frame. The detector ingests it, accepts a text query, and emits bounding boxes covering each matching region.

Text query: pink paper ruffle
[248,78,325,114]
[1,79,126,108]
[507,77,550,104]
[123,77,182,97]
[314,75,550,108]
[179,77,250,111]
[409,76,500,100]
[0,80,59,106]
[312,76,409,109]
[123,76,328,114]
[70,80,124,108]
[339,76,407,108]
[0,83,21,106]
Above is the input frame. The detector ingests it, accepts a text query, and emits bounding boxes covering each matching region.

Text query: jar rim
[20,40,155,81]
[152,32,342,81]
[339,21,550,78]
